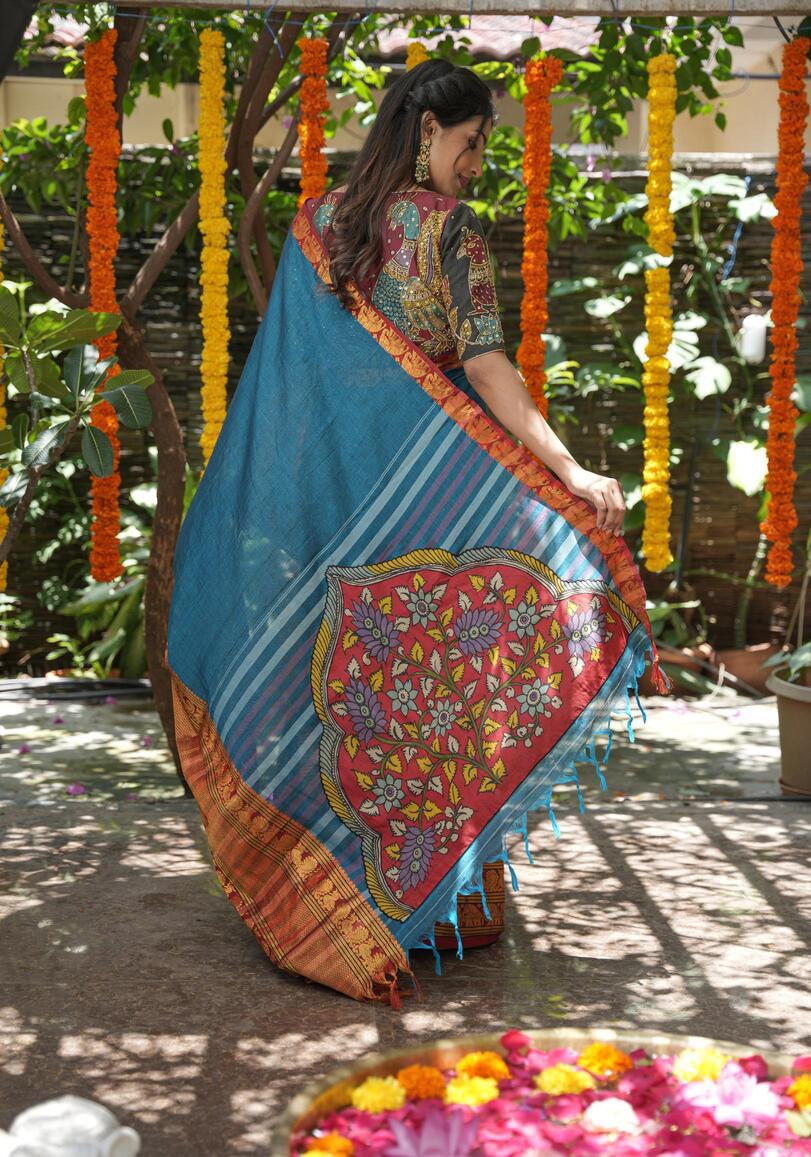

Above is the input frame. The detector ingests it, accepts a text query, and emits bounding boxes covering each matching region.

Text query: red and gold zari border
[291,206,669,695]
[168,659,413,1005]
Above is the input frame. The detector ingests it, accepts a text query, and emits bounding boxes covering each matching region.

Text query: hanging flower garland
[297,38,330,208]
[406,42,430,71]
[198,28,231,469]
[760,35,810,589]
[84,27,123,583]
[640,51,676,574]
[517,54,563,420]
[0,159,8,594]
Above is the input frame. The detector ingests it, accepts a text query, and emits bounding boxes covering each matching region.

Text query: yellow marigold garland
[406,42,430,71]
[197,28,231,469]
[0,154,8,594]
[640,51,676,573]
[760,36,810,588]
[297,38,330,209]
[85,27,123,582]
[517,54,563,420]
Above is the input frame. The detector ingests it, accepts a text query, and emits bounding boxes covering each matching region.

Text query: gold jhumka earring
[414,136,431,185]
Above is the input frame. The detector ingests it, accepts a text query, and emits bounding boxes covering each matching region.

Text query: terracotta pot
[715,643,782,696]
[765,665,811,799]
[271,1027,797,1156]
[636,643,715,697]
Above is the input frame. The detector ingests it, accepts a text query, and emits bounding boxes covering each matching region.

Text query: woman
[166,59,669,1005]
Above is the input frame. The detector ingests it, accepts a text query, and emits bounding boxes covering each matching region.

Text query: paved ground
[0,682,809,1154]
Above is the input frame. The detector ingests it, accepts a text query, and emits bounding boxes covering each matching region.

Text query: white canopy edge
[56,1,810,13]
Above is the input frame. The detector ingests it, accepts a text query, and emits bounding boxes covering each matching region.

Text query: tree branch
[0,194,88,308]
[238,14,359,314]
[236,18,302,300]
[123,16,300,315]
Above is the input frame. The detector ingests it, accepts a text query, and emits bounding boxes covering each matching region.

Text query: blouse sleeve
[439,202,506,363]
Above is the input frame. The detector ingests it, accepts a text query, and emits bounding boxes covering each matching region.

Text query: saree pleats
[166,202,669,1003]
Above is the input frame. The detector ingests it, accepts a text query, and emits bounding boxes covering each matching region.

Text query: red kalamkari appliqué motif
[311,547,639,920]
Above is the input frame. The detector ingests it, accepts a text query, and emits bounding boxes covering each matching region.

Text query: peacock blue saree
[165,197,670,1004]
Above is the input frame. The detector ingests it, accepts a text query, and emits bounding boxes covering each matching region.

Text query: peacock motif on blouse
[371,201,422,334]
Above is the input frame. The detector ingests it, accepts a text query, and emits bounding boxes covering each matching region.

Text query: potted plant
[764,529,811,798]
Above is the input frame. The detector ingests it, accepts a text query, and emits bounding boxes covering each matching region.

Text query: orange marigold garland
[198,28,231,468]
[640,52,676,574]
[297,38,330,208]
[85,27,123,583]
[760,36,810,589]
[517,54,563,420]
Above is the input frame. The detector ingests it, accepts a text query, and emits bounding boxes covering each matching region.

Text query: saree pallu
[166,201,670,1004]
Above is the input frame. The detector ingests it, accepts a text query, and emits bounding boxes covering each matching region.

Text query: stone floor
[0,683,809,1154]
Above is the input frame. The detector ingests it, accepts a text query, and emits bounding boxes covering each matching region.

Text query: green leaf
[728,192,776,223]
[4,350,31,393]
[793,375,811,413]
[695,173,748,199]
[584,294,631,319]
[611,424,645,450]
[98,380,153,429]
[721,24,744,47]
[0,469,29,508]
[684,357,732,399]
[81,422,114,477]
[11,413,29,450]
[63,346,116,400]
[549,277,599,298]
[726,440,767,496]
[0,285,21,344]
[21,420,71,468]
[162,117,174,143]
[28,309,121,354]
[0,427,17,455]
[30,355,72,401]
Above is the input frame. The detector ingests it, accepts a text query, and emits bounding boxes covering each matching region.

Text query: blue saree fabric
[165,201,670,1004]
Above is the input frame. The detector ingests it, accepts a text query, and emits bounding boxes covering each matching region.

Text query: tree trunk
[118,314,191,796]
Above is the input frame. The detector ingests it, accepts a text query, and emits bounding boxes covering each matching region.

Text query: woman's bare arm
[464,350,626,536]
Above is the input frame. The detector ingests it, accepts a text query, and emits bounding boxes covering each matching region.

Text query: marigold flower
[455,1050,510,1082]
[672,1047,732,1083]
[517,54,563,419]
[84,26,123,582]
[397,1063,447,1100]
[304,1133,354,1155]
[760,36,810,588]
[197,28,231,469]
[297,38,330,208]
[351,1075,406,1113]
[788,1073,811,1110]
[534,1063,596,1095]
[444,1074,500,1106]
[406,42,430,70]
[578,1042,634,1078]
[639,50,677,574]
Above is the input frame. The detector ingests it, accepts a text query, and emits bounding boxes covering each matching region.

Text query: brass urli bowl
[270,1026,797,1156]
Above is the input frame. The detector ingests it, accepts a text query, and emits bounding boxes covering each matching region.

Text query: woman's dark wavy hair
[324,60,495,309]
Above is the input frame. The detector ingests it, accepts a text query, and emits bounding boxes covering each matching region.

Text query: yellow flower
[397,1063,446,1100]
[788,1073,811,1110]
[578,1042,634,1079]
[444,1074,500,1106]
[672,1047,732,1084]
[534,1063,596,1095]
[197,27,231,468]
[351,1075,406,1113]
[406,41,430,70]
[455,1051,511,1082]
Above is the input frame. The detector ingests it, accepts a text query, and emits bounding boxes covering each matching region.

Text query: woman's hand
[558,465,626,536]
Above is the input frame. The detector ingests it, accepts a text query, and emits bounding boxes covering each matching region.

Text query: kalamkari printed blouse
[310,187,506,374]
